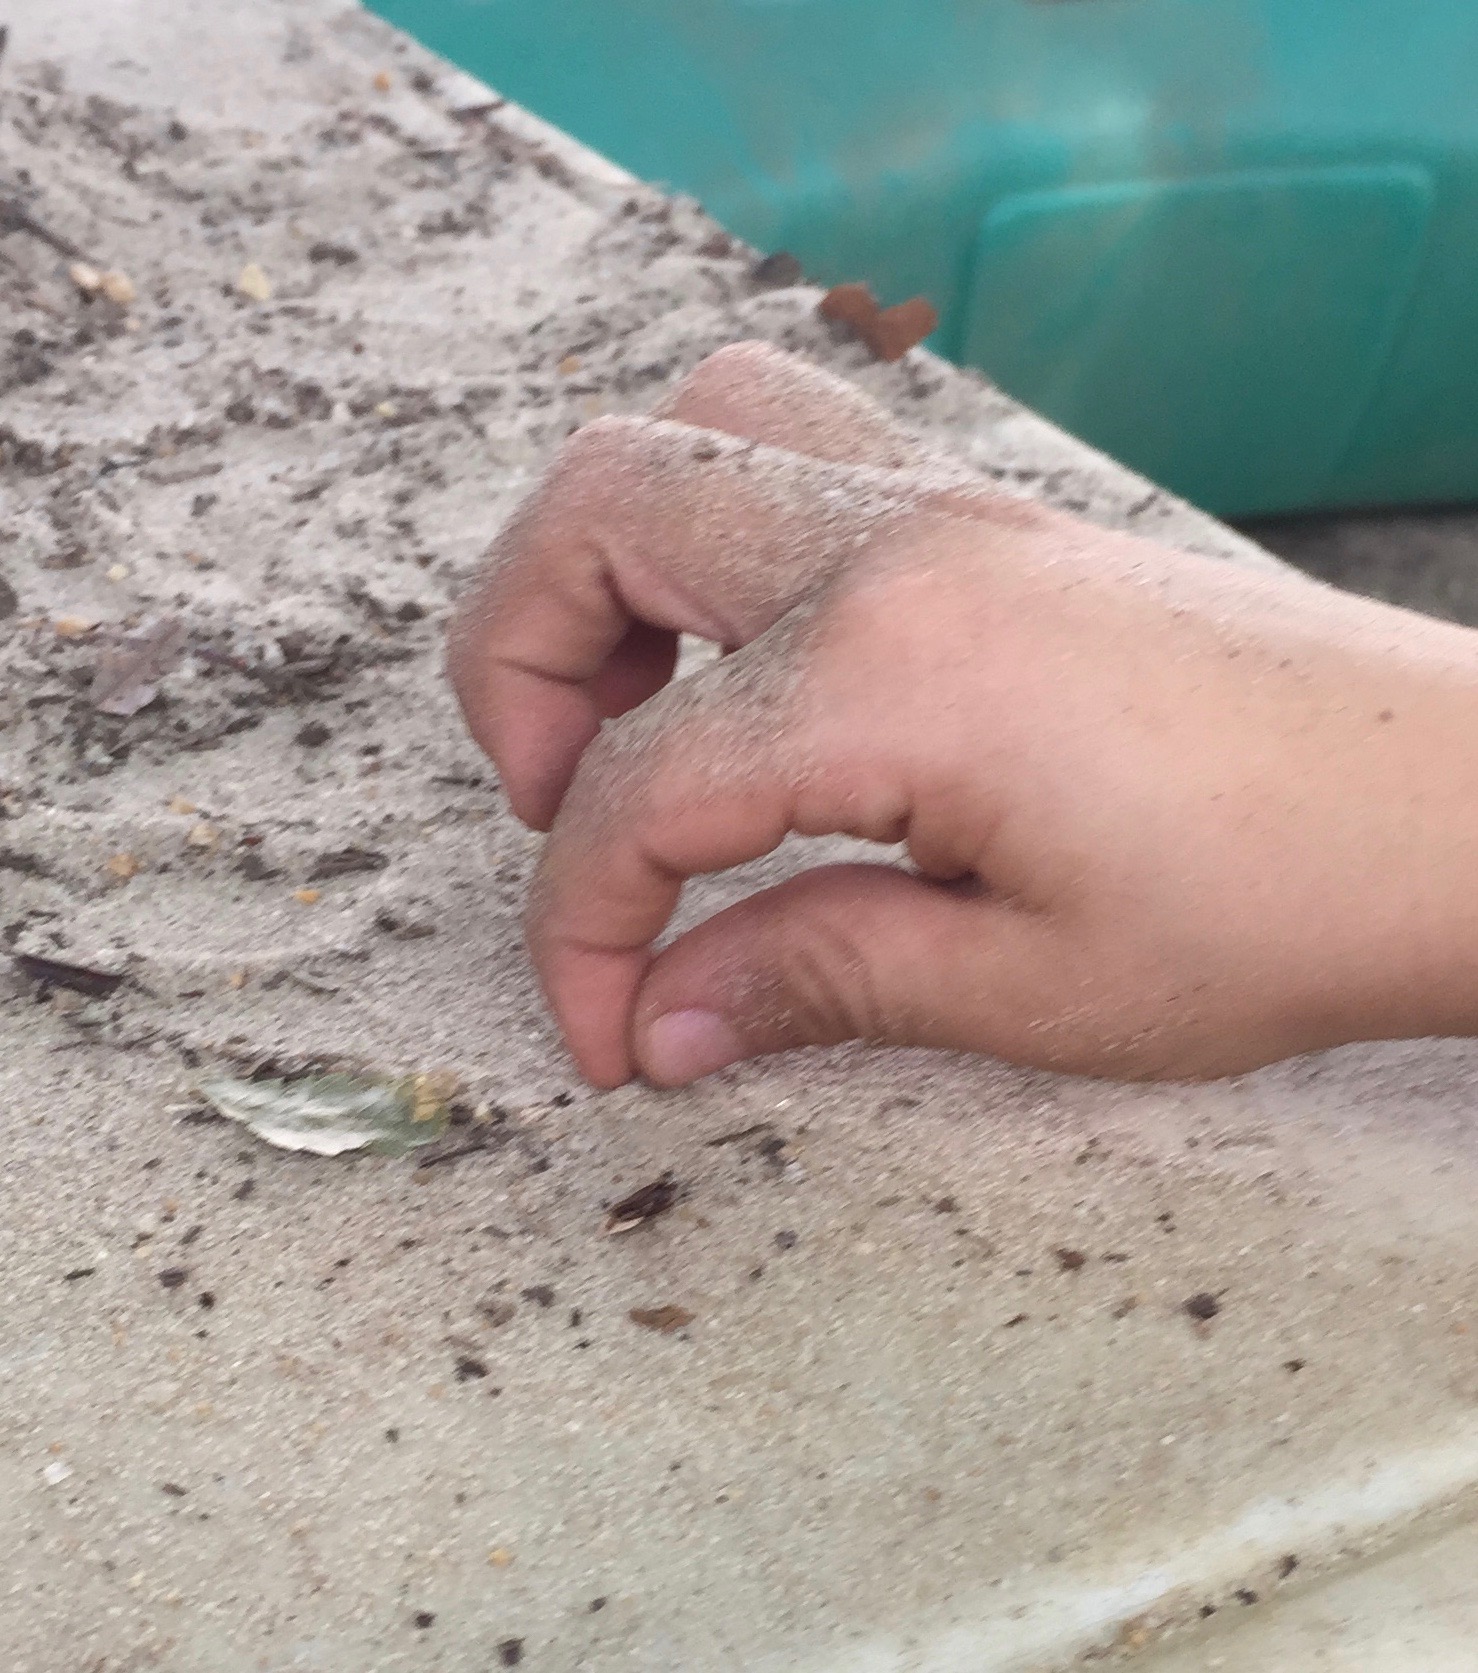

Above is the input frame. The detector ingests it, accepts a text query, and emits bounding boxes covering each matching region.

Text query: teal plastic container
[367,0,1478,517]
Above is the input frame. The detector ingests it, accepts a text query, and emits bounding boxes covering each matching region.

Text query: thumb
[631,862,1060,1086]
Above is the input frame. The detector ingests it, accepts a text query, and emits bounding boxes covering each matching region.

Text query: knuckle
[773,906,888,1046]
[443,591,485,698]
[560,696,684,832]
[552,412,649,487]
[562,717,633,817]
[692,339,792,389]
[495,414,655,571]
[667,341,801,422]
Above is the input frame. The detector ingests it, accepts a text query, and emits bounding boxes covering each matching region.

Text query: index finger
[446,415,911,827]
[524,633,812,1085]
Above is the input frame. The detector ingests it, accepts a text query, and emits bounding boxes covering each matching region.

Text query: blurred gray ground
[1244,506,1478,627]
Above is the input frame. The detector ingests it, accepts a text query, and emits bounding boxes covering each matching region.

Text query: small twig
[703,1121,775,1148]
[0,194,87,261]
[415,1135,495,1170]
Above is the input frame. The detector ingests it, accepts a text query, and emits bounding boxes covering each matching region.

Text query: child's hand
[450,343,1478,1088]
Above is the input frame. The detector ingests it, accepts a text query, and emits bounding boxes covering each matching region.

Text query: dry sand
[3,4,1478,1671]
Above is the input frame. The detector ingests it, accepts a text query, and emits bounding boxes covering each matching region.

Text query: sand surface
[4,5,1478,1670]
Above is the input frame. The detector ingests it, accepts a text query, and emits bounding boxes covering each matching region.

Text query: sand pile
[4,7,1476,1671]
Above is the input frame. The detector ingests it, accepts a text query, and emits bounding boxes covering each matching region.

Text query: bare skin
[449,341,1478,1090]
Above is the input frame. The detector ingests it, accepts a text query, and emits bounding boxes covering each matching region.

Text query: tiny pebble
[99,269,136,306]
[237,262,272,302]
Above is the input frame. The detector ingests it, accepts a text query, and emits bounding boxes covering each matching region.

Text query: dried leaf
[186,822,220,851]
[89,615,186,716]
[293,887,321,905]
[105,852,141,881]
[55,614,99,639]
[196,1071,453,1158]
[629,1304,694,1334]
[409,1071,462,1124]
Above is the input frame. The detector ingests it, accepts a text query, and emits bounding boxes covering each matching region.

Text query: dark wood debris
[12,952,124,998]
[604,1171,680,1234]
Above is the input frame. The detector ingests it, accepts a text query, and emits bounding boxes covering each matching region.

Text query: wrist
[1373,659,1478,1043]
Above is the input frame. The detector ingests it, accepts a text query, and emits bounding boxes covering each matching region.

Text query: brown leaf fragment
[818,281,938,361]
[89,615,186,716]
[869,296,938,361]
[818,281,878,334]
[605,1171,679,1234]
[629,1304,693,1334]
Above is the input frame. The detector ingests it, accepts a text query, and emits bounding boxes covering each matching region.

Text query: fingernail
[641,1009,744,1086]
